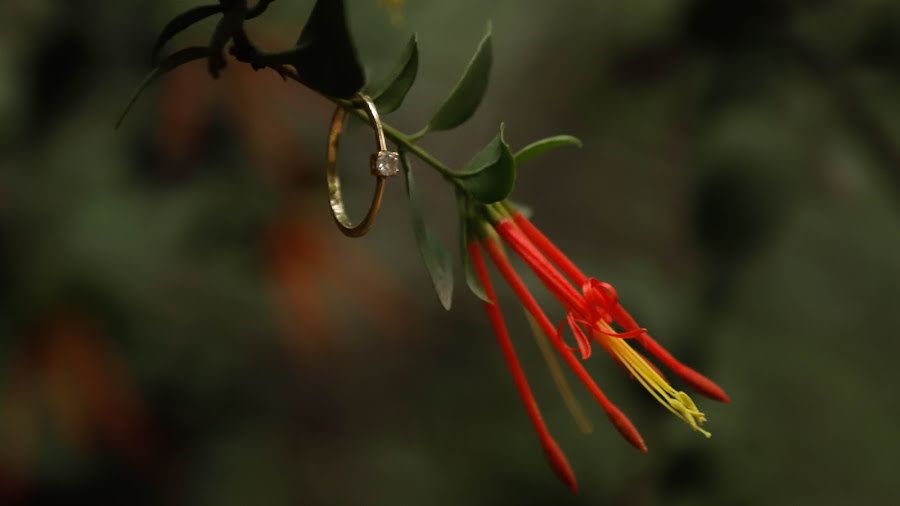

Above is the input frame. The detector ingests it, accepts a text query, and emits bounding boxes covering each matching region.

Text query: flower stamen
[482,235,647,453]
[508,210,730,404]
[594,322,710,437]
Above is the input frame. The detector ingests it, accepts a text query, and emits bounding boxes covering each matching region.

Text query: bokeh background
[2,0,899,504]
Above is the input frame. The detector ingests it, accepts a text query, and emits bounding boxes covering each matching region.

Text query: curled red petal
[567,313,592,360]
[508,214,731,407]
[593,280,618,302]
[581,278,623,324]
[483,236,647,453]
[555,321,579,355]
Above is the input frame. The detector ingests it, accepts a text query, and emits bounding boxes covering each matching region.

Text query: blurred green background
[2,0,900,504]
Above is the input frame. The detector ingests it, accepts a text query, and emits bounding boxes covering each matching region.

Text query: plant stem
[234,33,464,189]
[330,97,460,185]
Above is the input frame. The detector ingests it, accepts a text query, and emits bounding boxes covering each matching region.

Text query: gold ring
[326,93,400,237]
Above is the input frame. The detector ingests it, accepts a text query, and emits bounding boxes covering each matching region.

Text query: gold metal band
[326,93,399,238]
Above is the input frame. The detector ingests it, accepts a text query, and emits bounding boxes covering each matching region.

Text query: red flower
[507,208,730,403]
[467,202,730,491]
[468,242,577,493]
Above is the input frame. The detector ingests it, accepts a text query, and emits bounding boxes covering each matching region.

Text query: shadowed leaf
[208,3,248,77]
[425,22,493,133]
[116,47,212,129]
[371,34,419,114]
[266,0,365,98]
[150,4,223,66]
[458,192,491,303]
[402,152,454,310]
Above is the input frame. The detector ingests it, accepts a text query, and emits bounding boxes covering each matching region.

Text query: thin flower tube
[478,232,648,453]
[467,242,578,492]
[507,204,731,404]
[482,202,728,439]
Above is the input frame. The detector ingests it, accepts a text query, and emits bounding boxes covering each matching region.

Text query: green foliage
[457,192,490,303]
[401,152,454,310]
[276,0,365,98]
[116,47,212,129]
[456,124,516,203]
[151,4,223,66]
[43,0,900,501]
[514,135,582,166]
[424,23,493,133]
[370,34,419,114]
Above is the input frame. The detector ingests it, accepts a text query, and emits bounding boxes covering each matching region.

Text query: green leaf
[151,4,223,66]
[267,0,365,98]
[514,135,582,166]
[456,124,516,203]
[116,47,212,129]
[457,191,491,303]
[370,34,419,114]
[402,152,454,310]
[208,3,248,78]
[425,22,493,132]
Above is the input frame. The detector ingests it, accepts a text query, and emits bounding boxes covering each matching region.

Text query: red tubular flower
[477,235,647,454]
[471,201,730,456]
[468,242,577,493]
[510,209,731,404]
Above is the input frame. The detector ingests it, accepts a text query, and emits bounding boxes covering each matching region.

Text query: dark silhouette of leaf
[150,4,223,66]
[457,192,490,303]
[402,152,454,310]
[208,2,248,78]
[266,0,364,98]
[116,47,212,129]
[371,34,419,114]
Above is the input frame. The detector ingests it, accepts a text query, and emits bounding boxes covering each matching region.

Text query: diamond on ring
[372,150,401,177]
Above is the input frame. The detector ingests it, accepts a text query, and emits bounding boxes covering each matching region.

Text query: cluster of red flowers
[467,202,730,492]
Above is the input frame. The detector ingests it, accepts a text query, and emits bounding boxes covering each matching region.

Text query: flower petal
[567,312,592,360]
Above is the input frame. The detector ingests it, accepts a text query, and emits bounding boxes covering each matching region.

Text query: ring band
[326,93,400,237]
